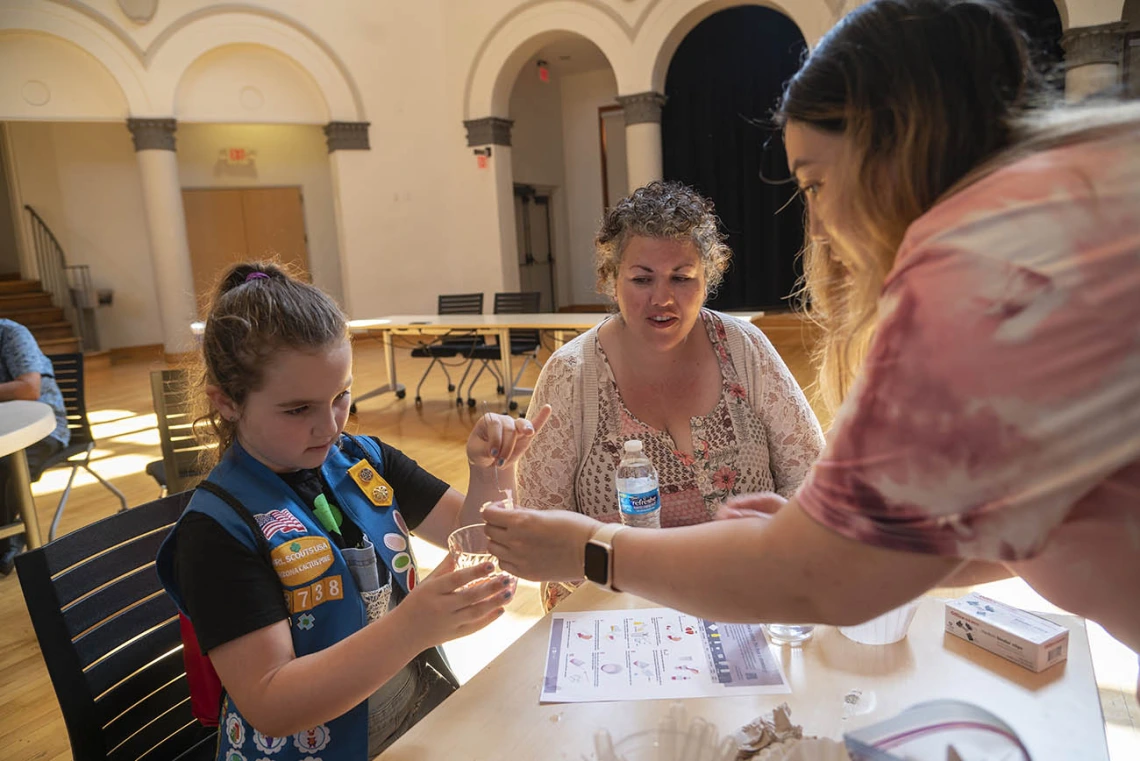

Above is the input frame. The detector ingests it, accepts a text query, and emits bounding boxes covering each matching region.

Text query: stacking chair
[41,353,128,542]
[462,291,542,410]
[15,491,216,761]
[145,369,209,497]
[410,292,487,405]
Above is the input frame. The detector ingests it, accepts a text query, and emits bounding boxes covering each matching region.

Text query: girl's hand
[398,555,513,648]
[467,404,552,469]
[483,505,599,581]
[714,492,786,521]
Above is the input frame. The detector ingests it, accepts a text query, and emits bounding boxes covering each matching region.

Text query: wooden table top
[380,585,1107,760]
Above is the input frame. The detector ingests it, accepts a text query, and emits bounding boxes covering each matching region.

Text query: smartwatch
[584,523,626,591]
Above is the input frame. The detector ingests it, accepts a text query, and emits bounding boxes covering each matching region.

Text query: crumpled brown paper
[733,703,804,759]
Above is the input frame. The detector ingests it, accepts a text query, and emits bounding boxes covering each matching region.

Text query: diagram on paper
[541,608,789,703]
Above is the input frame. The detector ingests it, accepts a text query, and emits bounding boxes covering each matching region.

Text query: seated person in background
[0,318,70,574]
[517,181,824,610]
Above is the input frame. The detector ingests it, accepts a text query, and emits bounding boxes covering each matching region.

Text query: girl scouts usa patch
[271,537,334,586]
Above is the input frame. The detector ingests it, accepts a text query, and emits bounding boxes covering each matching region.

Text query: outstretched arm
[484,497,962,625]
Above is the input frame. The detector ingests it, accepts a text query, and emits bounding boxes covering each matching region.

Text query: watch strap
[587,523,626,591]
[589,522,625,547]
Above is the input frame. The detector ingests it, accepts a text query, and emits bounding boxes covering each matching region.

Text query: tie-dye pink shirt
[796,128,1140,652]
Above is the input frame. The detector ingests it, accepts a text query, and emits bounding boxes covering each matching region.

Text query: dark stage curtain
[662,7,807,311]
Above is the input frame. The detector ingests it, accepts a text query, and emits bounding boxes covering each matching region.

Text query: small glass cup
[764,623,815,646]
[447,524,517,595]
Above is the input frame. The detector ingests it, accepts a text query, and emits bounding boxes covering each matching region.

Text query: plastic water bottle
[616,440,661,529]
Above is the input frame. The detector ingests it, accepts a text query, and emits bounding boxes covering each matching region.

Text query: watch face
[584,541,609,586]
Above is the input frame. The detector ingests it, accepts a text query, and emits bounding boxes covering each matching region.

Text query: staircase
[0,273,82,354]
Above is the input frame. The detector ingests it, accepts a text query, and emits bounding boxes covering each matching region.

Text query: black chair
[462,291,542,410]
[15,491,216,761]
[145,369,209,497]
[410,293,491,405]
[42,353,128,541]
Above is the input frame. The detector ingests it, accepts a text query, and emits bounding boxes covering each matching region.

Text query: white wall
[560,68,618,306]
[509,56,571,308]
[0,31,128,121]
[0,0,851,338]
[7,121,163,349]
[176,123,344,305]
[176,44,329,125]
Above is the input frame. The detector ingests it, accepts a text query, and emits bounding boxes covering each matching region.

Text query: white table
[0,400,55,549]
[380,587,1109,760]
[348,312,763,412]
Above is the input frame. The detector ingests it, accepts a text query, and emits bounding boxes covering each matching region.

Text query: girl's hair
[595,180,732,300]
[775,0,1139,413]
[192,261,348,466]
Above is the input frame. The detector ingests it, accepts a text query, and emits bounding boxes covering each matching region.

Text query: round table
[0,400,55,549]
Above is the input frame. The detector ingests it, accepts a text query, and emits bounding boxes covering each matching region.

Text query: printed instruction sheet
[541,607,790,703]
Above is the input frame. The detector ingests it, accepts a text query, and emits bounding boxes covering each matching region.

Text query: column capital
[127,118,176,151]
[324,121,371,152]
[1062,22,1128,69]
[464,117,513,147]
[616,92,667,125]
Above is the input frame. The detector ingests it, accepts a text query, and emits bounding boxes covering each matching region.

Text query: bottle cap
[623,439,643,454]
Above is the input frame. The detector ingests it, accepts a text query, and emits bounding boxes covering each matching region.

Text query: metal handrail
[23,205,98,351]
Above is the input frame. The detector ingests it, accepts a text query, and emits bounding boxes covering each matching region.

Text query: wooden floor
[1,326,1135,760]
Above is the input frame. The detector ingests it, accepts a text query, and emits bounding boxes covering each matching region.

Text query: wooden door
[240,187,308,269]
[182,187,310,313]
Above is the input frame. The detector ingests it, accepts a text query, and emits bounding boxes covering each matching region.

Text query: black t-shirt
[173,437,450,653]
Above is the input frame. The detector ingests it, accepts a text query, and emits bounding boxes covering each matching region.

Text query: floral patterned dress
[586,311,778,527]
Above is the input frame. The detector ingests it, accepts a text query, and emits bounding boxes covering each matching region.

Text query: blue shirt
[0,319,70,446]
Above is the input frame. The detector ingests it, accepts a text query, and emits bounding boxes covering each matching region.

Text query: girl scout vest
[157,434,420,761]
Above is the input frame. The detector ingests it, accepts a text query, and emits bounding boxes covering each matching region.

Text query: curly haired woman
[515,181,824,610]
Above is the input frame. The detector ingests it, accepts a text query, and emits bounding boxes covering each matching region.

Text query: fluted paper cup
[839,600,920,645]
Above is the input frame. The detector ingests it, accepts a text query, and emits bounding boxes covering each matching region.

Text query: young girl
[157,262,550,760]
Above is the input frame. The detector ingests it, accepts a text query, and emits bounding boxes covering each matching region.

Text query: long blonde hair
[777,0,1140,413]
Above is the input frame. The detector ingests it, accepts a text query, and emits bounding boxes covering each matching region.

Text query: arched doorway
[505,34,618,309]
[661,6,807,311]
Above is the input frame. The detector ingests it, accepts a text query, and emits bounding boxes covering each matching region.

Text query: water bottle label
[619,489,659,515]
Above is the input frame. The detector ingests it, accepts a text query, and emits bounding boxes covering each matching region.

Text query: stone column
[127,118,198,358]
[616,92,666,193]
[324,121,371,314]
[464,117,519,291]
[1062,22,1128,101]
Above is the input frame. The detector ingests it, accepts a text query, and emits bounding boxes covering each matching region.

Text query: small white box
[944,593,1069,672]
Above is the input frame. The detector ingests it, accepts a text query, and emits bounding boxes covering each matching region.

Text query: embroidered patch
[271,537,334,585]
[253,731,288,754]
[407,566,417,591]
[394,511,408,535]
[383,532,407,552]
[223,750,246,761]
[296,613,315,630]
[392,552,412,572]
[287,575,344,614]
[348,460,393,506]
[225,714,245,747]
[294,725,331,753]
[253,509,307,540]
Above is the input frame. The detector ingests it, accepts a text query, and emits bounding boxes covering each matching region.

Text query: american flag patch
[254,509,307,540]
